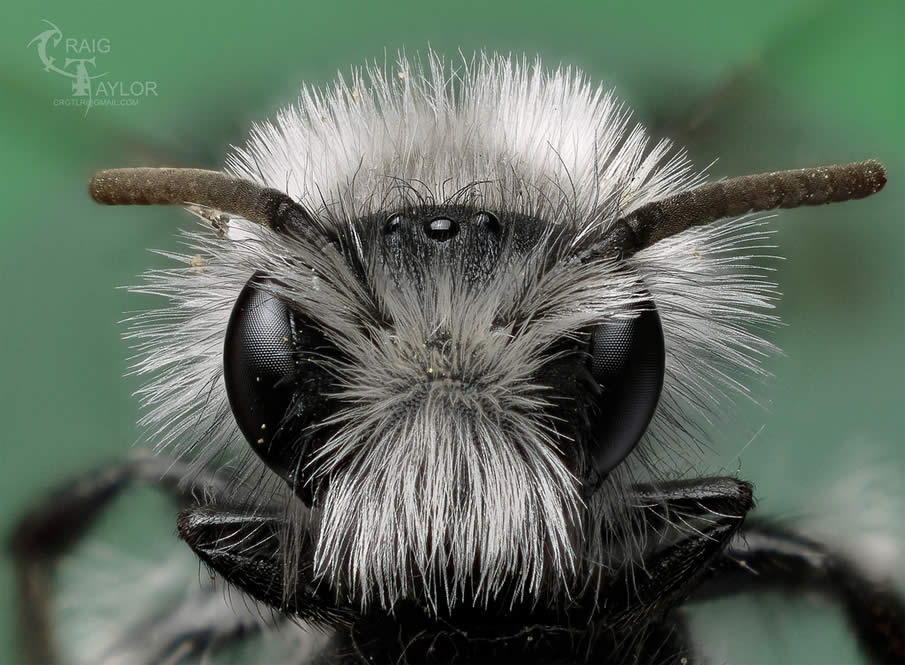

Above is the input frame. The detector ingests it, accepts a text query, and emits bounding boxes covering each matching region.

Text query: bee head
[90,53,884,615]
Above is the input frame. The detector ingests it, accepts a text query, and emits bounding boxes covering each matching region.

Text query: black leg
[177,506,354,626]
[560,477,753,664]
[694,520,905,665]
[599,477,754,625]
[9,453,230,558]
[7,453,229,665]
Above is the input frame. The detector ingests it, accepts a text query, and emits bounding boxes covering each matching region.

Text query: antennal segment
[89,167,314,235]
[620,160,886,251]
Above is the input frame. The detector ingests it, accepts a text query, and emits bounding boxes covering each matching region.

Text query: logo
[28,20,158,114]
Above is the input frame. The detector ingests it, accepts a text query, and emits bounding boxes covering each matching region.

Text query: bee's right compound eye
[585,303,665,476]
[223,272,335,488]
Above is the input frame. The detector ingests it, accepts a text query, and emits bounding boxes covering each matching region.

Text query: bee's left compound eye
[223,272,336,488]
[585,304,665,476]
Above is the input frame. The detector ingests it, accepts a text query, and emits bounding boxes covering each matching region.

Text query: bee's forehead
[347,204,565,286]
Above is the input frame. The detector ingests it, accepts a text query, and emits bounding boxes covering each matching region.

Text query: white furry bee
[10,53,902,664]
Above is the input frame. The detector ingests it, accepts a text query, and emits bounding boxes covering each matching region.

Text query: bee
[9,53,903,664]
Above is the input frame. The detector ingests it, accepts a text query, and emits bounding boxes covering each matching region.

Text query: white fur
[128,52,778,612]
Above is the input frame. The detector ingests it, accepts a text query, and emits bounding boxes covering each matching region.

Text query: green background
[1,1,902,663]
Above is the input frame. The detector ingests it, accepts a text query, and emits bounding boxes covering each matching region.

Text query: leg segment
[576,477,755,663]
[177,506,353,626]
[9,453,228,560]
[599,477,755,625]
[694,520,905,664]
[7,453,229,664]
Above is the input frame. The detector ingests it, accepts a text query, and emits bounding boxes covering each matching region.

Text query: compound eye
[224,273,338,496]
[586,303,665,476]
[223,274,298,452]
